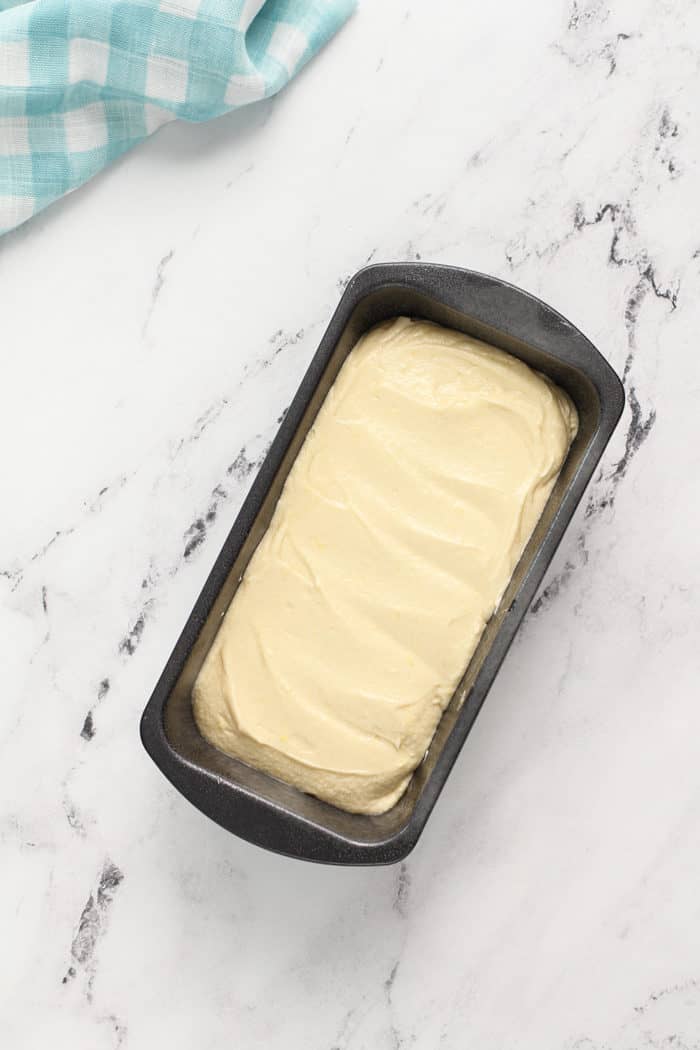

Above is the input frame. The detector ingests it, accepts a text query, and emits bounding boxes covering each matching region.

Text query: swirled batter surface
[193,318,578,814]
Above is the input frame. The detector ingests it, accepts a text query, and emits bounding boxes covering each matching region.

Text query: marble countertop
[2,1,699,1046]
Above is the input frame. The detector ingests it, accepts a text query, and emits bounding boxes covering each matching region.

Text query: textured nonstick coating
[140,263,625,865]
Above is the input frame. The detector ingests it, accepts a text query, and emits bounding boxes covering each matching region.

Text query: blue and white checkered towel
[0,0,354,235]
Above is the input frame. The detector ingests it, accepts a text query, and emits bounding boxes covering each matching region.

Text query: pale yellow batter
[193,318,578,814]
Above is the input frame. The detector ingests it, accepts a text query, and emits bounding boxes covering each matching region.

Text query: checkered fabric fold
[0,0,354,234]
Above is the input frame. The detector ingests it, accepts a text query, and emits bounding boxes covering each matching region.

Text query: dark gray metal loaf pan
[140,263,625,866]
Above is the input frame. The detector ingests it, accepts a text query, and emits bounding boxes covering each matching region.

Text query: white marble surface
[2,0,700,1046]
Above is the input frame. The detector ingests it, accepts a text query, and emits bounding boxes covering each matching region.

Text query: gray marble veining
[1,1,699,1047]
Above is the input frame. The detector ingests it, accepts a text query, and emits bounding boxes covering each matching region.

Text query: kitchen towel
[0,0,354,235]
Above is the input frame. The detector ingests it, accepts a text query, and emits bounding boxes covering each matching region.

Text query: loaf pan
[140,263,625,865]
